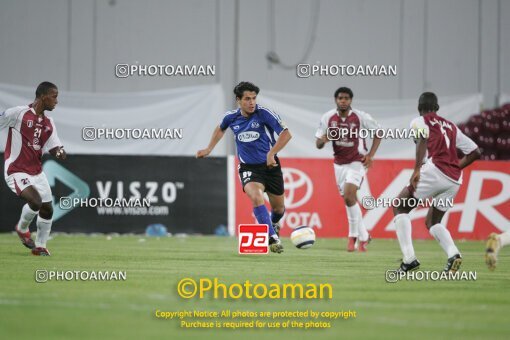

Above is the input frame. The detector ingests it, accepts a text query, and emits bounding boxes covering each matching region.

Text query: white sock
[358,220,370,242]
[346,204,360,238]
[429,224,459,258]
[35,216,52,248]
[17,204,39,233]
[498,231,510,247]
[394,214,416,264]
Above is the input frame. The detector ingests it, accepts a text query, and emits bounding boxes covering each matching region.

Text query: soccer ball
[290,226,315,249]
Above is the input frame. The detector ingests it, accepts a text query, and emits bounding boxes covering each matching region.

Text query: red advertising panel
[235,159,510,240]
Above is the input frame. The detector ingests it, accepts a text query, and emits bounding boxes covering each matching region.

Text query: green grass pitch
[0,234,508,339]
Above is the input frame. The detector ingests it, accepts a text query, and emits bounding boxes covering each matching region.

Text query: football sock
[429,224,459,258]
[394,214,417,264]
[346,204,360,238]
[358,220,370,242]
[17,204,39,233]
[349,203,369,241]
[498,231,510,247]
[35,216,52,248]
[254,205,277,238]
[271,209,285,224]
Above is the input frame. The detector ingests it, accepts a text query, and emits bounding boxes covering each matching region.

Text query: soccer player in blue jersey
[197,82,292,253]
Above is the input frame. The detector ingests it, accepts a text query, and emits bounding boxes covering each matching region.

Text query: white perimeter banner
[0,83,226,156]
[257,91,482,159]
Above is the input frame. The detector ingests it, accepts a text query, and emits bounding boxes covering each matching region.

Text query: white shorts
[334,161,366,196]
[5,172,53,202]
[411,161,459,212]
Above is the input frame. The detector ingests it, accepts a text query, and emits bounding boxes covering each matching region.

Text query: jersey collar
[336,108,353,117]
[27,104,37,116]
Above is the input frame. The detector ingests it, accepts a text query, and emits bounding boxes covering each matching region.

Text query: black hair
[418,92,439,112]
[36,82,58,98]
[334,87,353,99]
[233,81,260,99]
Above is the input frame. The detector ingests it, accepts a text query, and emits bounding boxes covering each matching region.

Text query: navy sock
[271,209,285,224]
[253,205,276,237]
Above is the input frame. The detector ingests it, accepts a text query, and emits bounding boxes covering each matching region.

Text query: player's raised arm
[196,125,225,158]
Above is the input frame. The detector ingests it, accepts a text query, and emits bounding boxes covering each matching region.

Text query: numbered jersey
[1,105,62,176]
[410,112,477,183]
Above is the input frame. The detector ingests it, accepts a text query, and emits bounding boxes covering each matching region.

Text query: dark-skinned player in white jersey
[392,92,480,273]
[1,82,66,256]
[316,87,382,252]
[197,82,292,253]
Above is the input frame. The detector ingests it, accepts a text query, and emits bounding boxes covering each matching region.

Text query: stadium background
[0,0,509,239]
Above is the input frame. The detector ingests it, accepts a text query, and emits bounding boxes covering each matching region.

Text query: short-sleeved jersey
[410,112,478,183]
[1,105,63,176]
[315,108,381,165]
[220,104,287,164]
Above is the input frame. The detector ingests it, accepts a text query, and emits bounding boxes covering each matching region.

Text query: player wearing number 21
[0,82,66,256]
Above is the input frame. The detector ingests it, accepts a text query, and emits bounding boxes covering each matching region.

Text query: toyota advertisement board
[234,158,510,240]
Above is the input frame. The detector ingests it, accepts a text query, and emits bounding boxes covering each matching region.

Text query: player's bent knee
[245,189,264,206]
[344,195,357,207]
[40,203,53,219]
[272,206,285,214]
[28,199,43,212]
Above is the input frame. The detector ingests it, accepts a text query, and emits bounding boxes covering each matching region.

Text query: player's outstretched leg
[32,202,53,256]
[486,231,510,271]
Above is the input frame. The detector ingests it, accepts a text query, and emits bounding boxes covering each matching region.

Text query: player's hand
[362,154,373,168]
[319,134,330,148]
[196,148,211,158]
[267,152,278,168]
[57,148,67,160]
[52,147,66,160]
[410,169,420,189]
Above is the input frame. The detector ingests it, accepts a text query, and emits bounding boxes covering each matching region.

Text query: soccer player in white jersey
[316,87,382,252]
[392,92,480,272]
[1,82,66,256]
[486,231,510,270]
